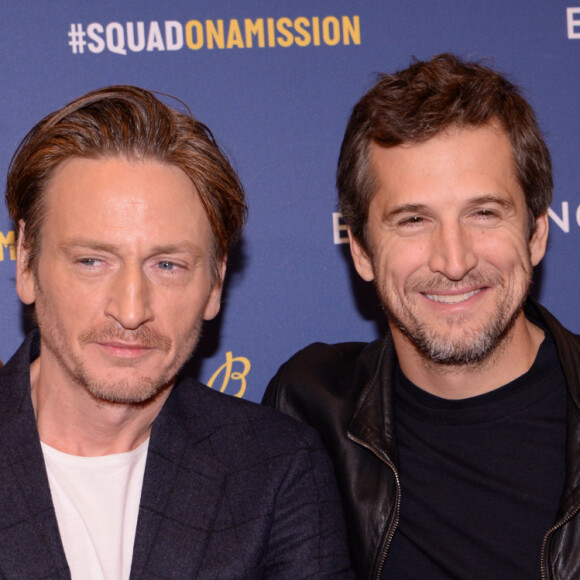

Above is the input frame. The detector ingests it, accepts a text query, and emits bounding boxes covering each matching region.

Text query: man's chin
[87,384,171,406]
[389,312,510,366]
[415,341,498,367]
[406,314,521,367]
[76,370,175,406]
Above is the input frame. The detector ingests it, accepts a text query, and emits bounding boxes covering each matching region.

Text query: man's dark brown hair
[337,53,553,252]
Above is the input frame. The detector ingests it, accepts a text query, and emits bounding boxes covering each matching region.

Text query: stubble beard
[379,268,533,368]
[34,283,203,406]
[76,322,202,404]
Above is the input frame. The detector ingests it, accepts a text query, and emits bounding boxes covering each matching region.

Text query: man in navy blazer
[0,85,352,578]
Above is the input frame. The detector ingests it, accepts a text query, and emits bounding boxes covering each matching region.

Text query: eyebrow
[59,239,119,253]
[59,238,204,256]
[467,194,514,209]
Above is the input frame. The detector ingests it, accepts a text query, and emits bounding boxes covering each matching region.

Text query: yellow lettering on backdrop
[322,16,340,46]
[208,352,251,398]
[266,18,276,47]
[311,16,321,46]
[245,18,265,48]
[185,20,204,49]
[294,17,311,47]
[342,15,361,45]
[276,17,294,47]
[0,231,16,261]
[206,19,225,49]
[226,19,244,48]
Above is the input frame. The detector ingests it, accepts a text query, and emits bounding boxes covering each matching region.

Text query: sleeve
[262,360,309,422]
[262,342,347,424]
[263,424,355,579]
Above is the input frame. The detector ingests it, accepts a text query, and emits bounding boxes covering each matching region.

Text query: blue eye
[79,258,99,267]
[158,261,177,270]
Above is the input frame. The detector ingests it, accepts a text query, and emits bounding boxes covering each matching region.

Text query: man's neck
[29,356,171,457]
[392,315,545,400]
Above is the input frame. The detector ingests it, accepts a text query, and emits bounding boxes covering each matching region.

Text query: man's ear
[16,221,36,305]
[348,229,375,282]
[203,259,227,321]
[529,211,549,267]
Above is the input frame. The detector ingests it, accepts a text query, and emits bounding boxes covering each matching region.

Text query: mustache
[406,270,503,293]
[79,325,172,353]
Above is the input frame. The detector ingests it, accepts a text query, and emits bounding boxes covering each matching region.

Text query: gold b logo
[207,352,251,398]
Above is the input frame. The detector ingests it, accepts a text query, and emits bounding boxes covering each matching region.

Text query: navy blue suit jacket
[0,333,352,578]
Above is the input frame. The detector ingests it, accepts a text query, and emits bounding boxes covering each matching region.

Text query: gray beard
[381,273,532,368]
[386,297,524,367]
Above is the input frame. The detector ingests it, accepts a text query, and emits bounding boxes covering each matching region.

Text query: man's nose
[104,265,153,329]
[428,223,478,281]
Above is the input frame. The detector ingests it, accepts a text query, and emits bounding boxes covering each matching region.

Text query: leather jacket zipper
[540,501,580,580]
[348,432,401,580]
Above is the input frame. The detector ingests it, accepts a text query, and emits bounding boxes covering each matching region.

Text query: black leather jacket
[263,301,580,579]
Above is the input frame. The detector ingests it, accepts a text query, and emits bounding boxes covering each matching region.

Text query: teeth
[425,289,480,304]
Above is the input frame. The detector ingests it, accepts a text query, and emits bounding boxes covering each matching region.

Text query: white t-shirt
[41,439,149,580]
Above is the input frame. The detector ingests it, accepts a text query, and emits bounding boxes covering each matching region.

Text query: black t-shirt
[381,334,567,579]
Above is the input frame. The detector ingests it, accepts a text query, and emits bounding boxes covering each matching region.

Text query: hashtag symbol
[68,23,87,54]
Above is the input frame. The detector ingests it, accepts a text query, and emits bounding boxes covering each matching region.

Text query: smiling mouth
[424,289,481,304]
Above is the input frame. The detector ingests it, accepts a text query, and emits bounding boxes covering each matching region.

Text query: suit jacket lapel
[0,334,70,578]
[130,381,226,579]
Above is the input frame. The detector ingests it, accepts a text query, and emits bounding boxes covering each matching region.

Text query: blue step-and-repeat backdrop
[1,1,579,401]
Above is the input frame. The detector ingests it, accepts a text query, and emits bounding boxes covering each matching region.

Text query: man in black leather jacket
[264,54,580,579]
